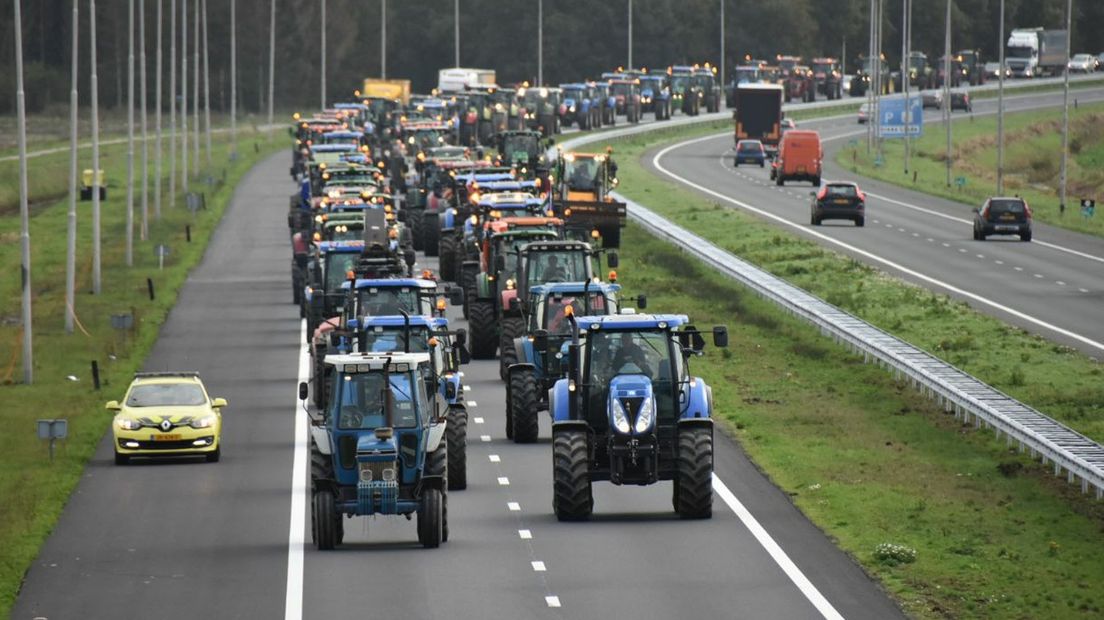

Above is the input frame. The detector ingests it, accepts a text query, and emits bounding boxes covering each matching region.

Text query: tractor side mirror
[713,325,729,348]
[298,382,309,401]
[454,328,468,348]
[458,343,472,365]
[691,330,706,353]
[404,248,416,267]
[105,400,121,411]
[449,287,465,306]
[533,329,549,353]
[636,294,647,310]
[494,254,507,273]
[607,252,619,268]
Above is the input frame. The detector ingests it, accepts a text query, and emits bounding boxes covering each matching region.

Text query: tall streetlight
[321,0,326,108]
[91,0,103,294]
[14,0,34,383]
[139,0,148,241]
[627,0,633,69]
[202,0,211,166]
[996,0,1004,194]
[943,0,952,188]
[381,0,387,78]
[719,0,725,91]
[902,0,911,174]
[1058,0,1072,214]
[454,0,459,67]
[66,0,80,335]
[181,0,188,193]
[537,0,542,86]
[168,0,176,211]
[125,0,134,267]
[155,0,163,220]
[230,0,236,156]
[192,0,199,174]
[267,0,274,134]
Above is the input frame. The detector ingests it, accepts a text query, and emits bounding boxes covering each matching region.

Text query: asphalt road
[15,150,905,619]
[649,87,1104,356]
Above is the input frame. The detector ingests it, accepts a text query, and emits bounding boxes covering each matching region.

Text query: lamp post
[14,0,34,383]
[66,0,79,334]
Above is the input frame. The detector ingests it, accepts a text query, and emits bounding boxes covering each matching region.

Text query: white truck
[437,68,496,93]
[1006,28,1068,78]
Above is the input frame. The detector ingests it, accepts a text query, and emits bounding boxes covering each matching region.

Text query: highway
[13,151,904,619]
[648,87,1104,356]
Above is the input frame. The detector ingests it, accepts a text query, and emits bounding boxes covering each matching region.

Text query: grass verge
[837,100,1104,239]
[0,130,283,616]
[616,223,1104,619]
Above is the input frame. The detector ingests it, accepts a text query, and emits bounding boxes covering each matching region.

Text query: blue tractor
[549,313,727,520]
[558,83,600,130]
[638,74,672,121]
[504,281,633,442]
[302,352,449,549]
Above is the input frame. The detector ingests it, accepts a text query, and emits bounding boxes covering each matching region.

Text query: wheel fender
[680,377,712,419]
[552,420,589,433]
[550,378,572,422]
[310,429,333,456]
[676,417,713,435]
[515,338,535,367]
[509,361,535,375]
[420,474,445,492]
[443,374,462,404]
[426,421,447,452]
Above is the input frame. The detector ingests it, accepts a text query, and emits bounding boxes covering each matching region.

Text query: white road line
[911,233,919,237]
[284,321,310,620]
[942,242,951,247]
[958,248,967,253]
[507,502,521,512]
[1080,288,1090,293]
[532,561,547,572]
[467,400,478,407]
[713,476,844,620]
[463,385,472,391]
[653,135,1104,354]
[976,254,985,259]
[1034,273,1044,278]
[995,260,1004,264]
[545,596,562,608]
[480,435,492,442]
[489,454,501,463]
[498,476,510,486]
[1057,281,1066,286]
[1014,266,1024,271]
[518,529,532,539]
[926,238,934,242]
[473,417,485,424]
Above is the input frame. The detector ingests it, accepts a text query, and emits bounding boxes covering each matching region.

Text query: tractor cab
[552,151,626,247]
[548,313,728,520]
[496,130,547,171]
[305,352,448,549]
[302,240,367,337]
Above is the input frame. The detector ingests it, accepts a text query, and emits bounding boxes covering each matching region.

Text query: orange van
[773,129,822,186]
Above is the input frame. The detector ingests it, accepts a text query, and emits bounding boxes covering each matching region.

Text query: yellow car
[106,372,226,465]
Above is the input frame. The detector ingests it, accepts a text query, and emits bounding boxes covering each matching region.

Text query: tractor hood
[607,374,656,435]
[356,432,398,462]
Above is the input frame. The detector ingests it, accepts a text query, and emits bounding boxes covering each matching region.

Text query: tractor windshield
[502,135,540,161]
[526,251,589,287]
[670,75,690,92]
[610,82,634,98]
[812,61,836,75]
[583,329,678,423]
[735,67,759,84]
[562,87,586,101]
[564,158,599,191]
[334,371,422,430]
[355,287,424,317]
[324,223,362,242]
[541,293,612,334]
[325,253,360,290]
[639,77,664,92]
[362,325,431,353]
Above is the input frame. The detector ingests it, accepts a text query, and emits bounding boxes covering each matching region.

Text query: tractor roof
[323,131,362,140]
[520,240,592,253]
[345,278,438,290]
[358,315,449,329]
[317,240,366,253]
[531,282,621,296]
[311,144,358,153]
[575,313,690,330]
[488,218,562,234]
[480,191,543,207]
[324,352,431,372]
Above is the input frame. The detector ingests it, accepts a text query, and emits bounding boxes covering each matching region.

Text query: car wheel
[206,445,221,463]
[1021,231,1032,242]
[759,160,765,168]
[855,217,865,227]
[114,451,130,465]
[811,213,820,226]
[733,159,739,168]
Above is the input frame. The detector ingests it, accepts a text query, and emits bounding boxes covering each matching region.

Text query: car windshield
[126,383,207,407]
[325,253,360,290]
[989,199,1025,215]
[334,371,420,430]
[356,287,422,316]
[362,326,432,353]
[541,292,611,334]
[826,185,858,197]
[526,251,588,287]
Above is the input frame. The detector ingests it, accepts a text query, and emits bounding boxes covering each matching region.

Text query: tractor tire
[468,300,498,359]
[409,208,425,252]
[674,425,713,519]
[425,441,449,541]
[114,450,130,465]
[498,316,525,381]
[438,234,458,283]
[417,488,444,548]
[423,214,440,257]
[446,406,468,490]
[460,263,478,321]
[312,491,338,550]
[509,367,540,444]
[553,429,592,521]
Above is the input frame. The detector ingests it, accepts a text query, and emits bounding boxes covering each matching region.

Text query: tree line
[2,0,1102,115]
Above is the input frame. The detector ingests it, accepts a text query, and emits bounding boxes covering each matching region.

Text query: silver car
[1069,54,1095,73]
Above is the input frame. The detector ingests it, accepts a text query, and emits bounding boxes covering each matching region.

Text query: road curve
[648,87,1104,356]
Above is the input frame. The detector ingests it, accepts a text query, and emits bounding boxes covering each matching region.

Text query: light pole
[126,0,134,267]
[944,0,952,188]
[66,0,79,335]
[537,0,542,86]
[902,0,911,175]
[91,0,102,294]
[627,0,633,69]
[14,0,33,382]
[202,0,211,166]
[230,0,236,156]
[267,0,274,135]
[719,0,725,91]
[155,0,163,220]
[139,0,148,241]
[320,0,326,108]
[996,0,1004,194]
[168,0,176,210]
[381,0,387,78]
[181,0,188,193]
[454,0,459,67]
[192,0,199,174]
[1058,0,1072,214]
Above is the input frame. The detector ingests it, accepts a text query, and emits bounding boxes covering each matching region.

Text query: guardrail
[558,85,1104,500]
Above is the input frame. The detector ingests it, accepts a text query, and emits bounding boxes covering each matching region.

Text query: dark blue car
[734,139,766,167]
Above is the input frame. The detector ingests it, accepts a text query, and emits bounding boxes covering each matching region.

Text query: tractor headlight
[116,418,142,430]
[634,397,655,433]
[190,415,218,429]
[611,398,631,434]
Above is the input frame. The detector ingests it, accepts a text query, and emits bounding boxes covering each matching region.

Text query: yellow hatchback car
[107,372,226,465]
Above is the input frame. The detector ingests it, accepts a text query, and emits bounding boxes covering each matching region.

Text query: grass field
[838,100,1104,239]
[615,225,1104,619]
[0,127,282,616]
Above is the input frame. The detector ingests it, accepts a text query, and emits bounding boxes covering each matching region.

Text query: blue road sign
[879,96,923,138]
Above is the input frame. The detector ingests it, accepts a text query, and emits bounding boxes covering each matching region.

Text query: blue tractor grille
[357,480,399,515]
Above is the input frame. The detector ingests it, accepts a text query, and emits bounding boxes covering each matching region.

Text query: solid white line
[507,501,521,511]
[518,529,532,539]
[652,136,1104,353]
[545,596,561,608]
[284,321,310,620]
[713,476,844,620]
[532,561,547,572]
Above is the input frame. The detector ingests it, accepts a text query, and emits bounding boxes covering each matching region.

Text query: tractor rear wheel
[312,491,338,550]
[510,367,540,443]
[468,300,498,359]
[438,235,458,283]
[423,213,440,257]
[498,317,525,380]
[417,488,444,548]
[553,429,592,521]
[675,425,713,519]
[446,406,468,490]
[461,264,478,320]
[409,208,425,251]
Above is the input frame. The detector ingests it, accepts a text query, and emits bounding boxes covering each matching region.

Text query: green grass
[838,101,1104,239]
[0,130,283,617]
[615,224,1104,619]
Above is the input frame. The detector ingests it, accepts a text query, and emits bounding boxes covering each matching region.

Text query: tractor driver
[568,158,598,190]
[543,255,568,282]
[611,332,651,377]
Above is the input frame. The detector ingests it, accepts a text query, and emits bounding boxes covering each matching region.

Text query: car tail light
[815,187,828,200]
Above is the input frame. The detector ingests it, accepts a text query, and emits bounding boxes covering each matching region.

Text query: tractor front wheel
[498,316,525,380]
[468,300,498,359]
[446,406,467,490]
[553,429,593,521]
[510,367,540,443]
[423,213,440,257]
[417,488,444,548]
[312,491,338,550]
[674,425,713,519]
